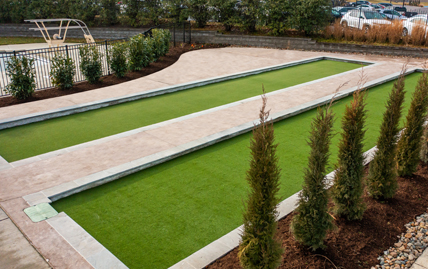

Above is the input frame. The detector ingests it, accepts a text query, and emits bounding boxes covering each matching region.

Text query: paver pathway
[0,47,425,268]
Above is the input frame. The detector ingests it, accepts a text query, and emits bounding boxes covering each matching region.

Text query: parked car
[405,11,418,18]
[370,4,384,9]
[379,9,407,20]
[333,6,357,16]
[340,9,391,31]
[356,0,370,5]
[331,9,343,21]
[402,14,428,36]
[386,6,407,15]
[379,2,393,7]
[357,4,375,10]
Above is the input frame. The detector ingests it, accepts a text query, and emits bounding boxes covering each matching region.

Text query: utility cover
[24,203,58,223]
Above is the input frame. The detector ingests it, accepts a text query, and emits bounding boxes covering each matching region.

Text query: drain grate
[24,203,58,223]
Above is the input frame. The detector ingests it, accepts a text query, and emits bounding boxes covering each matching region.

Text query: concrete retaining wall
[1,23,427,57]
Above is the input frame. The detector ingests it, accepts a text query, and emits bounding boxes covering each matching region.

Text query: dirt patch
[207,162,428,269]
[0,43,228,109]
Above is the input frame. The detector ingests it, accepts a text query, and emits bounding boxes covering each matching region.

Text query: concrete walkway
[0,208,51,269]
[0,47,425,268]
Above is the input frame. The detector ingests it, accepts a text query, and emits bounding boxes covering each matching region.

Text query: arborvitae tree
[332,90,367,220]
[238,93,283,269]
[366,74,406,199]
[397,73,428,175]
[420,123,428,163]
[290,104,335,251]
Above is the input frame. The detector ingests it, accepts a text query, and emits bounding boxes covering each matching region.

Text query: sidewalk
[0,47,425,268]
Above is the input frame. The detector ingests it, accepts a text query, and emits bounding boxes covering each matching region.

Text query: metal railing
[0,21,191,97]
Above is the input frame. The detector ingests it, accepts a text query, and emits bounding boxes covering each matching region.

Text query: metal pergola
[24,18,95,47]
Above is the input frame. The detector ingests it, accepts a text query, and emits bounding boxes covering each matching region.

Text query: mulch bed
[0,43,228,109]
[207,162,428,269]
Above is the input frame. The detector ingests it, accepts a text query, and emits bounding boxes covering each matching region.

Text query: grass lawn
[52,72,422,269]
[0,60,361,162]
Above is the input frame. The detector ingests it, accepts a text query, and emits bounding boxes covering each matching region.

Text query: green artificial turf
[0,60,360,162]
[52,72,422,269]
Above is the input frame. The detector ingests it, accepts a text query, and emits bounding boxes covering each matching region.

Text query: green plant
[420,123,428,163]
[128,34,153,71]
[210,0,239,31]
[366,71,406,199]
[185,0,212,28]
[289,0,331,35]
[108,41,128,78]
[239,0,263,32]
[332,90,367,220]
[50,53,76,90]
[5,55,36,100]
[290,104,335,250]
[238,92,283,269]
[397,73,428,176]
[79,45,102,84]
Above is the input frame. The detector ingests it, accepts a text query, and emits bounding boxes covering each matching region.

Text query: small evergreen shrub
[420,123,428,163]
[238,93,283,269]
[5,55,36,99]
[79,45,102,84]
[108,41,128,78]
[291,105,335,251]
[366,73,406,199]
[397,73,428,176]
[152,29,165,60]
[128,34,152,71]
[50,53,75,90]
[332,90,367,220]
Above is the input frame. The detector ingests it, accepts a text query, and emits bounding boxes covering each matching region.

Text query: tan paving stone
[0,198,93,269]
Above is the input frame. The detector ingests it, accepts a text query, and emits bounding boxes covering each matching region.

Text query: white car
[340,9,391,31]
[402,15,428,36]
[379,9,407,20]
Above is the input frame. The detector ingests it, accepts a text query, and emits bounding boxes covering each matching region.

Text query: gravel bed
[373,211,428,269]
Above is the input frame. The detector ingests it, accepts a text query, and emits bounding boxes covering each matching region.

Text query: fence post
[13,50,16,57]
[65,45,69,58]
[183,21,185,44]
[173,23,176,47]
[105,40,110,75]
[189,22,191,44]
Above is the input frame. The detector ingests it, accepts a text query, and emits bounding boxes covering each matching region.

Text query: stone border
[46,212,128,269]
[2,58,377,170]
[0,56,372,131]
[19,67,419,268]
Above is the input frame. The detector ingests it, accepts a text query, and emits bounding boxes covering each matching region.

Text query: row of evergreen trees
[0,0,331,35]
[239,70,428,268]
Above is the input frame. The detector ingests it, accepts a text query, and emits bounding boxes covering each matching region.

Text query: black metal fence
[0,21,191,97]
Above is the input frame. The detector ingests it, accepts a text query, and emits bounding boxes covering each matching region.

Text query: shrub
[79,45,102,84]
[366,71,406,199]
[397,73,428,176]
[108,41,128,78]
[376,24,388,44]
[50,53,76,90]
[410,24,426,46]
[332,20,343,41]
[388,21,402,45]
[128,34,153,71]
[291,104,335,250]
[210,0,239,31]
[151,29,166,60]
[5,55,36,100]
[420,123,428,163]
[353,29,366,42]
[238,93,283,269]
[332,90,367,220]
[289,0,331,35]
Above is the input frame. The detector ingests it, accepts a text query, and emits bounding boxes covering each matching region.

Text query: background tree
[332,90,367,220]
[210,0,238,31]
[185,0,212,28]
[123,0,141,26]
[366,73,406,199]
[100,0,119,25]
[238,0,263,32]
[289,0,331,35]
[397,73,428,176]
[291,104,335,250]
[264,0,292,36]
[238,93,283,269]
